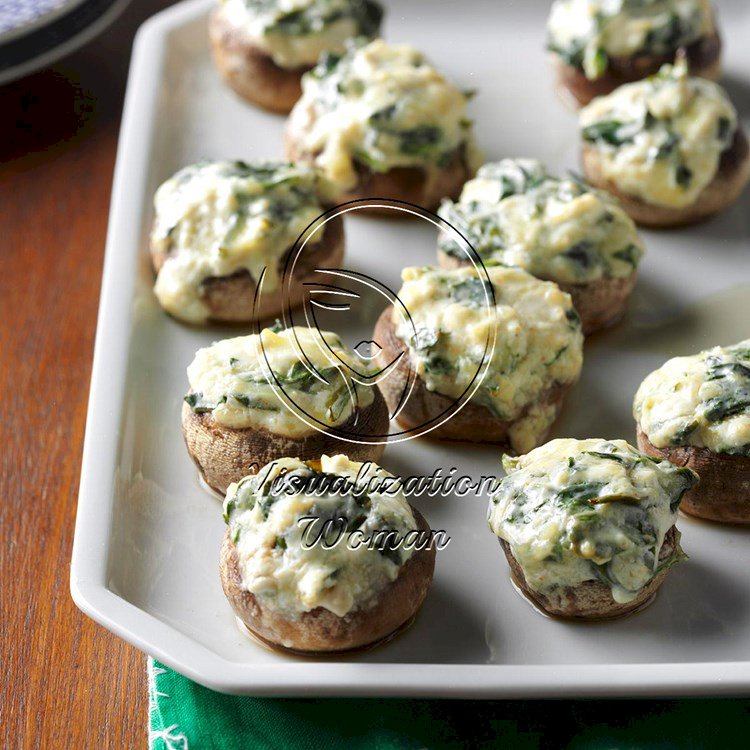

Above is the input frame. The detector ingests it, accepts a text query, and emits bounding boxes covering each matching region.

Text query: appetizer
[634,340,750,524]
[183,325,388,493]
[209,0,383,113]
[150,160,343,324]
[438,159,645,334]
[372,265,584,452]
[489,438,698,619]
[547,0,721,106]
[579,60,750,227]
[220,455,436,653]
[285,38,481,210]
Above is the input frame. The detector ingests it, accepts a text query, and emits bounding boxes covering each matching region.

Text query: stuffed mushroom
[438,159,645,334]
[209,0,383,113]
[220,454,436,653]
[372,265,584,452]
[579,60,750,227]
[547,0,721,106]
[150,160,343,324]
[183,325,388,493]
[489,438,698,619]
[634,339,750,524]
[285,38,482,211]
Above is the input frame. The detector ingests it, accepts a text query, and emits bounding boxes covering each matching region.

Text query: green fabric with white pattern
[148,658,750,749]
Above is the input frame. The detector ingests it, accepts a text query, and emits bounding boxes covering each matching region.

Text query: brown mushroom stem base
[220,508,436,653]
[182,386,389,495]
[208,10,309,113]
[236,612,418,657]
[499,527,679,620]
[372,306,569,445]
[151,215,344,324]
[637,427,750,524]
[559,274,637,335]
[437,250,637,335]
[285,130,474,212]
[581,129,750,228]
[553,31,722,108]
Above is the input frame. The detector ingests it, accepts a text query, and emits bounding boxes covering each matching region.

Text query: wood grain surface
[0,3,174,746]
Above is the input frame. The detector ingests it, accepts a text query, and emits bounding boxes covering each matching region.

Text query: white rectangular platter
[71,0,750,696]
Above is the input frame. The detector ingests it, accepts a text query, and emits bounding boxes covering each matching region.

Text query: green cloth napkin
[148,658,749,749]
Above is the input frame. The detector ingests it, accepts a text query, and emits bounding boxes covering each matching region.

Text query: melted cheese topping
[216,0,382,69]
[186,326,375,437]
[489,438,697,604]
[548,0,714,79]
[151,161,325,324]
[634,340,750,455]
[286,38,481,190]
[224,455,417,617]
[438,159,644,285]
[392,266,584,454]
[580,61,738,208]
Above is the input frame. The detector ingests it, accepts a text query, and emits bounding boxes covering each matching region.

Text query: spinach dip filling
[215,0,383,69]
[186,326,375,438]
[223,455,417,617]
[579,60,737,208]
[547,0,714,80]
[286,38,481,190]
[635,340,750,456]
[489,438,698,604]
[151,161,326,323]
[392,266,584,454]
[438,159,644,285]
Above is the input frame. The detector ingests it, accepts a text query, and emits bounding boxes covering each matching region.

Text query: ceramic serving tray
[71,0,750,696]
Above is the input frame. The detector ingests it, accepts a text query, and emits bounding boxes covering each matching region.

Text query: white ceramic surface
[71,0,750,696]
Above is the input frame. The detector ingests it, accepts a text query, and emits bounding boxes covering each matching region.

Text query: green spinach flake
[450,277,494,308]
[564,240,594,268]
[612,244,640,267]
[582,120,633,147]
[675,165,693,189]
[184,392,214,413]
[233,394,279,411]
[397,125,443,158]
[424,356,454,376]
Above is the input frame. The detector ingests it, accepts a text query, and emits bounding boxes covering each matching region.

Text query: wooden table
[1,3,173,745]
